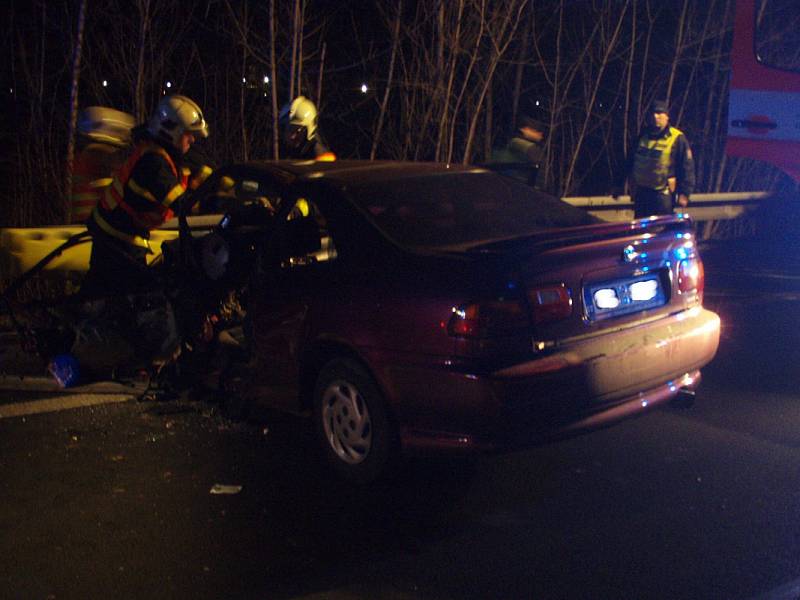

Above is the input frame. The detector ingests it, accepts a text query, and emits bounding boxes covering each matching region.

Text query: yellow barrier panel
[0,226,180,276]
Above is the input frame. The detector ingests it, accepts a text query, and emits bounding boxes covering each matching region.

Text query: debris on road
[48,353,80,388]
[209,484,242,495]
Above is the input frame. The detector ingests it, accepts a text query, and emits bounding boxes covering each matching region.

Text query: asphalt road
[2,242,800,600]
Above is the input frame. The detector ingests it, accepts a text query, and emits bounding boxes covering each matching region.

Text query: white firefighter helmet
[279,96,318,141]
[77,106,135,147]
[147,94,209,150]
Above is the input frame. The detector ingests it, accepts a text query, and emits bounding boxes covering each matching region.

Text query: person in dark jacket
[490,116,547,187]
[613,99,695,218]
[83,94,210,296]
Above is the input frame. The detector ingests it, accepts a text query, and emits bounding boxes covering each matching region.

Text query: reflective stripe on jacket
[632,126,683,191]
[91,208,151,249]
[187,164,213,189]
[69,143,126,224]
[94,141,186,243]
[70,175,110,224]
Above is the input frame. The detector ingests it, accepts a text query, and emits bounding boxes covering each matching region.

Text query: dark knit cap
[651,100,669,114]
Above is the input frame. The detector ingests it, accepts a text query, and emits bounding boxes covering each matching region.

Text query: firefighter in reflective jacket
[613,99,695,218]
[69,107,135,224]
[83,95,210,295]
[278,96,336,161]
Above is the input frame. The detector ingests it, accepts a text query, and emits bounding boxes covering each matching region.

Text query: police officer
[83,94,210,296]
[613,100,695,218]
[278,96,336,161]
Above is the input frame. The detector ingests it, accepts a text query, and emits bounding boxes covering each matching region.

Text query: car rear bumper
[385,306,720,452]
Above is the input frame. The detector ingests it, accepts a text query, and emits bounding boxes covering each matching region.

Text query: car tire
[313,358,396,484]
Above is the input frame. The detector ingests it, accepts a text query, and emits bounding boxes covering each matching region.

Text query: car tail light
[677,256,705,297]
[447,284,572,338]
[447,299,527,338]
[528,284,573,324]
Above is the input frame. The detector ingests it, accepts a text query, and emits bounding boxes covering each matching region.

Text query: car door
[246,192,340,412]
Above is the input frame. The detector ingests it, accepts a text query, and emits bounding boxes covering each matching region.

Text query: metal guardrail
[561,191,772,222]
[0,193,772,276]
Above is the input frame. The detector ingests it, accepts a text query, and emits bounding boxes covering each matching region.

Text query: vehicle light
[678,256,705,296]
[593,288,620,309]
[528,284,573,324]
[447,298,528,338]
[629,279,659,302]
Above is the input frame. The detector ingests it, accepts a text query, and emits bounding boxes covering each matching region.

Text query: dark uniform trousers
[82,220,153,298]
[633,188,673,218]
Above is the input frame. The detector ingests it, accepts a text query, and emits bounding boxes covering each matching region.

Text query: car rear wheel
[313,358,396,483]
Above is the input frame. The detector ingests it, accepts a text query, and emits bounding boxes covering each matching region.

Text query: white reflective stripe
[127,178,158,203]
[92,209,151,249]
[104,178,124,209]
[111,178,125,198]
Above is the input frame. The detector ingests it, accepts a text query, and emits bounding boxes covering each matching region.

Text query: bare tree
[0,0,792,232]
[65,0,88,222]
[371,0,402,160]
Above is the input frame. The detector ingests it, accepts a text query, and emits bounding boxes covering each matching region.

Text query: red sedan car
[183,160,720,482]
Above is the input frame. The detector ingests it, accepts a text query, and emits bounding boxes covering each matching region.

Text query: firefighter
[83,94,210,296]
[612,99,695,218]
[69,107,135,224]
[278,96,336,161]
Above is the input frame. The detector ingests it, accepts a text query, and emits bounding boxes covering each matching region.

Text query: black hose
[0,230,93,322]
[0,231,92,332]
[0,230,92,361]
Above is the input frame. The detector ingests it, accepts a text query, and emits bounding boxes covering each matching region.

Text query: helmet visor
[186,115,209,139]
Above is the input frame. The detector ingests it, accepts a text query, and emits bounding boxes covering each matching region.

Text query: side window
[196,174,281,215]
[756,0,800,72]
[281,197,338,267]
[237,179,281,214]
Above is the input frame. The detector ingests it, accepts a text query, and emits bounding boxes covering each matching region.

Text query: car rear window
[349,171,598,250]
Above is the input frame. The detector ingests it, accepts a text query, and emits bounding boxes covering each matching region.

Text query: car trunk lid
[449,215,702,356]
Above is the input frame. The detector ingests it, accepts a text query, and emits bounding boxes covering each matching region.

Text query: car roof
[238,159,490,187]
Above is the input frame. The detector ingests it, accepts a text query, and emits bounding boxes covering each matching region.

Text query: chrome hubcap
[321,379,372,464]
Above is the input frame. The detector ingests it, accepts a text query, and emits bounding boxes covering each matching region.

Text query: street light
[360,83,368,94]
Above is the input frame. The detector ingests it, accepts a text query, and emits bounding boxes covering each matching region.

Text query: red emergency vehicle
[726,0,800,181]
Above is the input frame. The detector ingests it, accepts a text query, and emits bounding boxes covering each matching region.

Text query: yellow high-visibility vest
[632,127,683,191]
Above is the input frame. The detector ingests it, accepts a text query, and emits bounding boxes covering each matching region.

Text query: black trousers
[633,188,673,218]
[81,229,153,297]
